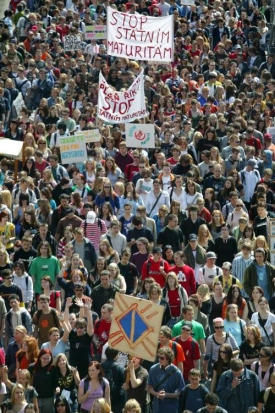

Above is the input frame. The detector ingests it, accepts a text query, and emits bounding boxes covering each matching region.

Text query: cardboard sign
[85,25,107,40]
[59,135,87,164]
[64,35,82,51]
[107,7,174,61]
[0,139,23,160]
[125,124,155,148]
[97,70,147,123]
[75,129,101,143]
[108,293,164,361]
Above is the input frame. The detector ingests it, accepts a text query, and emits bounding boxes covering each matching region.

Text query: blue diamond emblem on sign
[119,309,149,344]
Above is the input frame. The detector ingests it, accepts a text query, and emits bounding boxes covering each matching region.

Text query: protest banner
[59,134,87,164]
[125,124,155,148]
[64,35,82,51]
[97,70,147,123]
[85,25,107,40]
[12,93,25,117]
[108,293,164,361]
[75,129,101,143]
[267,127,275,144]
[181,0,195,4]
[107,6,174,61]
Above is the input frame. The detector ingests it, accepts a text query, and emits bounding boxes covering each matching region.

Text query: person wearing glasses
[203,317,239,380]
[124,150,142,182]
[0,269,24,310]
[211,344,233,393]
[56,108,76,133]
[148,346,185,413]
[217,358,260,413]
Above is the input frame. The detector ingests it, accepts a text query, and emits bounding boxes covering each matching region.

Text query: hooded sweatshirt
[12,272,34,304]
[100,230,127,256]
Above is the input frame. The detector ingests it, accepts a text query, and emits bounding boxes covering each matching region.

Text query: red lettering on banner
[110,11,148,31]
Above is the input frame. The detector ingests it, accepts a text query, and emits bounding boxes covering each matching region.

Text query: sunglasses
[158,356,166,360]
[214,326,224,329]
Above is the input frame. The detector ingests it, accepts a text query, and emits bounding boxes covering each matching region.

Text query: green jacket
[243,261,275,298]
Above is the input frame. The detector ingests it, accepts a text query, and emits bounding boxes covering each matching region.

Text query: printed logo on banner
[64,35,82,51]
[85,25,107,40]
[107,6,174,62]
[125,124,155,148]
[97,70,147,123]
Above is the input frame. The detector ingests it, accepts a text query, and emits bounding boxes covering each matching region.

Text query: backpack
[36,308,59,326]
[174,336,197,358]
[157,341,178,360]
[202,266,220,280]
[84,377,107,394]
[179,384,208,407]
[147,259,164,274]
[240,170,258,184]
[84,218,103,237]
[15,79,28,94]
[254,361,274,383]
[218,275,237,285]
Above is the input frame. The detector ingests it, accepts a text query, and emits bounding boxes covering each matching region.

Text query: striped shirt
[232,255,254,298]
[80,219,107,252]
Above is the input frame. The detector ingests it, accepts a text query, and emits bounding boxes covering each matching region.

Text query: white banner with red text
[97,70,147,123]
[107,6,174,62]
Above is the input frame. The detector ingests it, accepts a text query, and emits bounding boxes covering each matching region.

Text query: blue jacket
[216,367,260,413]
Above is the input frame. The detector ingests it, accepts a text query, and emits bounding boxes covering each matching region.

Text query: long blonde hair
[198,224,213,245]
[10,383,27,405]
[0,190,12,209]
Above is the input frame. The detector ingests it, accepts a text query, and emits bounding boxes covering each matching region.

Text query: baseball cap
[247,159,257,167]
[181,321,192,331]
[189,234,198,241]
[153,246,162,254]
[264,133,272,140]
[206,252,217,259]
[222,262,231,270]
[86,211,96,224]
[64,207,74,214]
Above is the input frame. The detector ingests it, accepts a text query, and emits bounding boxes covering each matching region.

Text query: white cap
[86,211,96,224]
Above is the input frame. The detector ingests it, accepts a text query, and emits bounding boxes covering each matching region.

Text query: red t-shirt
[170,265,196,296]
[124,164,139,182]
[172,336,200,380]
[35,159,49,174]
[141,258,170,288]
[168,289,181,317]
[37,291,61,309]
[94,318,112,353]
[246,136,262,155]
[159,339,185,367]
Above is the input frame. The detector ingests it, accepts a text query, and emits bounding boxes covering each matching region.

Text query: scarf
[184,244,206,268]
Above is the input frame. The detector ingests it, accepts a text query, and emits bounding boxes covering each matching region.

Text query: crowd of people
[0,1,275,413]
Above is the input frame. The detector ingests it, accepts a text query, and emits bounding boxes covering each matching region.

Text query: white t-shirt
[198,265,222,286]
